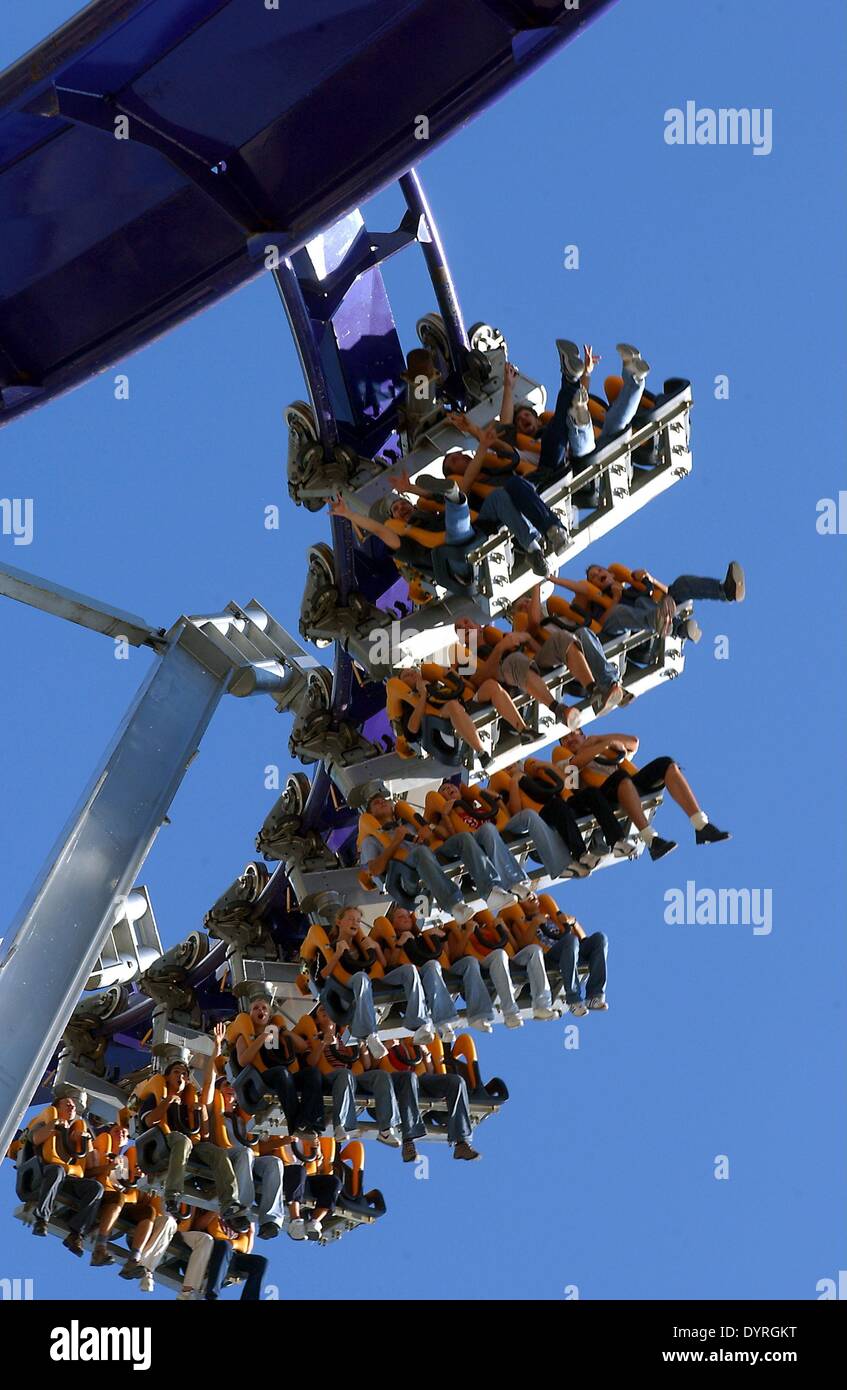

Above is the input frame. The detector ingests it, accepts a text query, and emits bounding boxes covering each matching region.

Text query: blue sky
[1,0,845,1301]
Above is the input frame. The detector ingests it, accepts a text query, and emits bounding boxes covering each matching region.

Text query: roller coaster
[0,0,737,1299]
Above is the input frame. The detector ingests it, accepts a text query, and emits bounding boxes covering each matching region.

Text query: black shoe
[518,728,537,744]
[165,1196,181,1218]
[478,751,493,771]
[648,836,678,861]
[32,1218,48,1237]
[63,1232,85,1258]
[723,561,746,602]
[258,1222,281,1240]
[416,475,462,503]
[222,1205,251,1234]
[527,547,551,577]
[695,823,731,845]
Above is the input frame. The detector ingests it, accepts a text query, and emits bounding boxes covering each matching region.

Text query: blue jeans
[228,1148,287,1231]
[419,959,460,1026]
[602,575,726,637]
[546,931,608,1003]
[577,627,620,687]
[472,821,529,890]
[503,809,574,880]
[445,955,495,1023]
[205,1242,267,1301]
[382,843,464,912]
[538,367,645,480]
[326,964,430,1039]
[436,830,503,900]
[393,1072,473,1144]
[444,485,542,552]
[572,367,645,458]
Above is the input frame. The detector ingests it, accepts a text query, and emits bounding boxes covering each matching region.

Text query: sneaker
[568,860,591,878]
[544,524,569,553]
[453,1141,482,1162]
[286,1218,306,1242]
[478,750,494,771]
[518,727,538,744]
[552,701,582,730]
[90,1245,115,1267]
[616,342,650,381]
[486,886,516,912]
[451,901,476,924]
[653,594,677,636]
[588,997,609,1011]
[416,475,461,502]
[305,1219,323,1241]
[412,1022,436,1046]
[402,1140,418,1164]
[164,1195,181,1218]
[612,837,639,859]
[468,1017,493,1034]
[648,835,677,861]
[377,1127,401,1148]
[580,850,603,869]
[366,1032,388,1060]
[512,880,534,900]
[591,681,623,716]
[32,1218,48,1237]
[504,1012,524,1029]
[221,1204,251,1235]
[176,1289,195,1302]
[437,1021,457,1045]
[567,1000,589,1017]
[555,339,584,382]
[258,1222,281,1240]
[140,1270,154,1294]
[528,547,551,578]
[62,1232,85,1258]
[695,822,731,845]
[678,616,702,644]
[723,561,746,602]
[533,1004,559,1021]
[119,1258,145,1281]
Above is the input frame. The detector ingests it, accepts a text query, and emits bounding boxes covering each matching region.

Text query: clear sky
[1,0,845,1301]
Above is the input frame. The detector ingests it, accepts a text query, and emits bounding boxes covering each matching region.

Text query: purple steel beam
[399,169,468,374]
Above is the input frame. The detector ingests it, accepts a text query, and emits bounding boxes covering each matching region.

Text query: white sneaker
[616,342,650,381]
[366,1032,388,1060]
[377,1127,401,1148]
[504,1012,524,1029]
[287,1218,307,1241]
[305,1219,323,1241]
[613,838,639,859]
[437,1021,457,1045]
[452,901,476,924]
[565,705,583,732]
[533,1004,559,1021]
[486,886,516,912]
[567,1000,589,1017]
[468,1017,493,1034]
[512,880,534,900]
[140,1271,154,1294]
[412,1022,436,1046]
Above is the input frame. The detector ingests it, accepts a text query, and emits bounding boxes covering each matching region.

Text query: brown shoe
[90,1245,115,1267]
[453,1142,481,1162]
[402,1140,418,1164]
[62,1232,85,1257]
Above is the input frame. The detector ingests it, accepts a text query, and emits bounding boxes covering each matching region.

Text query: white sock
[690,811,709,830]
[639,825,657,845]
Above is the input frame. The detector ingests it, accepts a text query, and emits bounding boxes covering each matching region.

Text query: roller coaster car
[286,402,368,508]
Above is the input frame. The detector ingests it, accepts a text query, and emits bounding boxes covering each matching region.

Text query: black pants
[565,787,628,849]
[261,1064,325,1131]
[282,1165,342,1211]
[539,797,588,858]
[205,1240,268,1301]
[33,1162,103,1234]
[600,756,675,804]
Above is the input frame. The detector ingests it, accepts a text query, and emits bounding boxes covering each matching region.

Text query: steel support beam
[0,622,236,1159]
